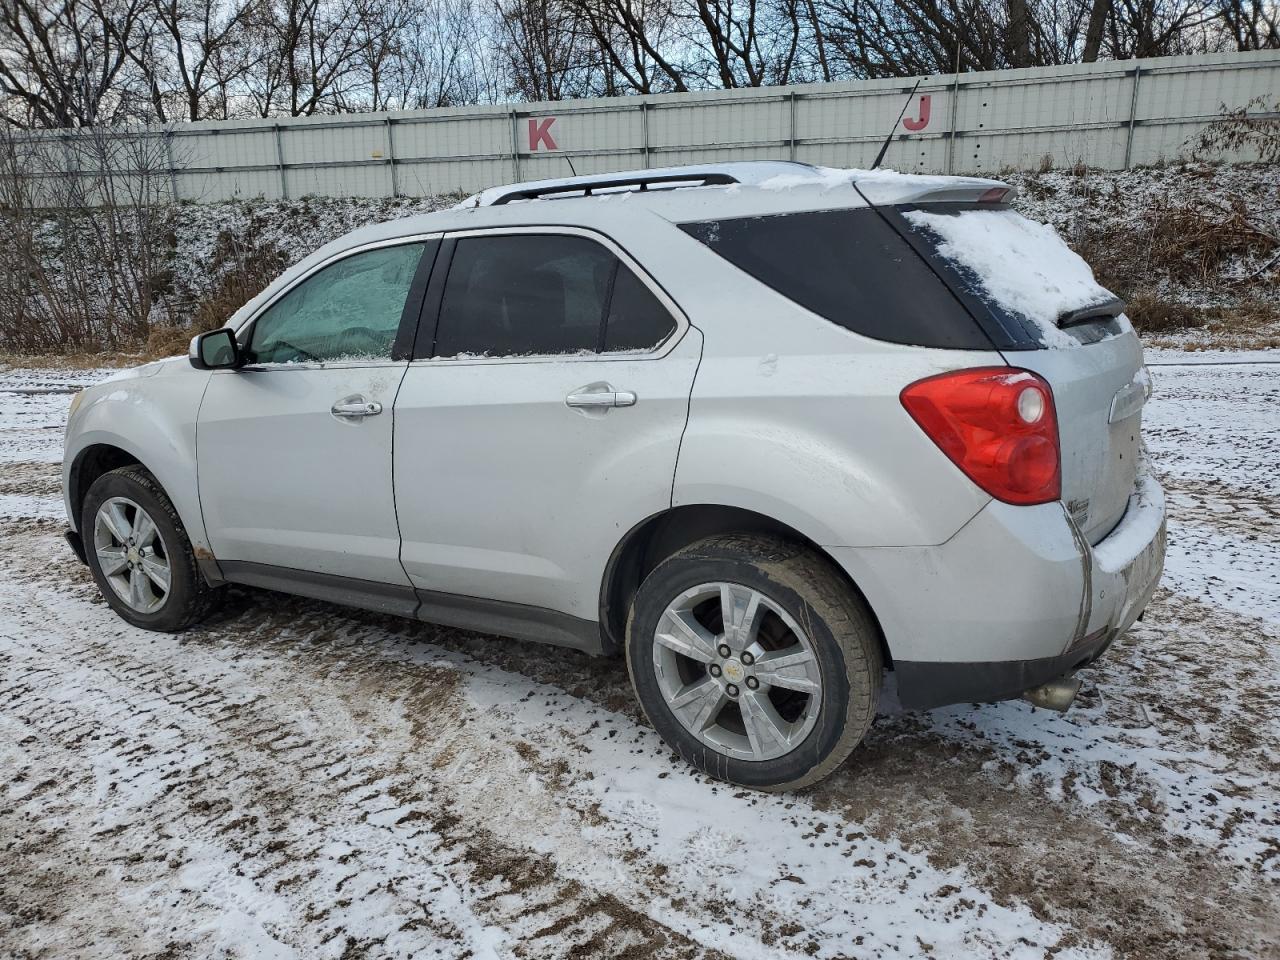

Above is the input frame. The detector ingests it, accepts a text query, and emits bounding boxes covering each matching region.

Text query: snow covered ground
[1,355,1277,959]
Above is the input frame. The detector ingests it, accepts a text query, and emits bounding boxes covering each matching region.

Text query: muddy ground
[1,356,1276,959]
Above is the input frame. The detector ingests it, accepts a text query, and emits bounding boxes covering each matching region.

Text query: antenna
[564,154,578,177]
[871,77,923,170]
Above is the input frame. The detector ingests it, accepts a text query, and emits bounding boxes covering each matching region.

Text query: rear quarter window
[678,208,993,350]
[899,206,1127,349]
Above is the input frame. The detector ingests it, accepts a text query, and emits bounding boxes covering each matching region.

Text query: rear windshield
[678,208,992,350]
[900,207,1122,348]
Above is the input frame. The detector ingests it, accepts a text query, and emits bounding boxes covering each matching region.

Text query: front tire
[626,534,882,791]
[82,465,220,632]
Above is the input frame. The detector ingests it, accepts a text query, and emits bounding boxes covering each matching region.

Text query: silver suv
[62,162,1166,791]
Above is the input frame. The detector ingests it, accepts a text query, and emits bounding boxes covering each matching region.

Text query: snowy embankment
[1,357,1277,958]
[143,162,1278,353]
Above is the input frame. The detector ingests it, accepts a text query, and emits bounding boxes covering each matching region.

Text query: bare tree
[568,0,690,92]
[1008,0,1033,63]
[387,0,500,107]
[1217,0,1280,47]
[239,0,367,116]
[494,0,600,99]
[2,0,1275,125]
[0,0,151,126]
[0,126,177,350]
[1107,0,1221,57]
[128,0,257,121]
[1083,0,1112,59]
[345,0,419,110]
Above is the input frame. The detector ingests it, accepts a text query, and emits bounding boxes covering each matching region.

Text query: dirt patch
[3,359,1279,958]
[813,715,1278,960]
[9,515,1275,958]
[1162,474,1280,538]
[0,461,61,498]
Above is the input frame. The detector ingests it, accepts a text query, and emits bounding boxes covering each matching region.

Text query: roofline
[459,161,1012,210]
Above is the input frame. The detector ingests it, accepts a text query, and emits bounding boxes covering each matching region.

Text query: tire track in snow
[4,517,1276,959]
[5,357,1280,958]
[1163,475,1280,539]
[0,524,1105,960]
[1,628,706,960]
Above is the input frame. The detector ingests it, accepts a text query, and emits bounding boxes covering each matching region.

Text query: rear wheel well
[599,504,891,668]
[69,445,142,527]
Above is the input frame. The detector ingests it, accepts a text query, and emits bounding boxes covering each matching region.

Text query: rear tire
[626,534,882,791]
[82,465,220,632]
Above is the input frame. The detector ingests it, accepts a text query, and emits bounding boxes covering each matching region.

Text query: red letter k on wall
[528,117,558,151]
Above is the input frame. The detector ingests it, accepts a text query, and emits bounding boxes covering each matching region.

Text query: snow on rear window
[903,208,1113,348]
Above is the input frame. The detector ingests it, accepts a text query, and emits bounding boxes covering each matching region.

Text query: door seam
[388,359,420,614]
[668,322,706,508]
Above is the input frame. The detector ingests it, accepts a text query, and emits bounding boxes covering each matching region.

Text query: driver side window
[249,242,427,364]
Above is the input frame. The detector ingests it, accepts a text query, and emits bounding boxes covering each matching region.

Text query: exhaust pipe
[1022,675,1082,712]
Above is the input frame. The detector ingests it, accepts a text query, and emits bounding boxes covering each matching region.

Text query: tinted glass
[434,235,616,357]
[249,243,425,364]
[604,265,676,351]
[678,209,991,350]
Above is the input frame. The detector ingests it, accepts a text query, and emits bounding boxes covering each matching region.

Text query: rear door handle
[565,389,637,409]
[331,397,383,418]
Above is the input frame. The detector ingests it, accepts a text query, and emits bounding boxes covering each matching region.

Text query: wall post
[510,110,521,181]
[274,125,288,199]
[789,91,798,161]
[640,101,650,168]
[1124,64,1143,170]
[385,117,399,197]
[164,128,179,202]
[946,72,961,174]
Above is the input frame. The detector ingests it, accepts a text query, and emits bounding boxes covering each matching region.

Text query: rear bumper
[893,625,1115,709]
[831,467,1166,710]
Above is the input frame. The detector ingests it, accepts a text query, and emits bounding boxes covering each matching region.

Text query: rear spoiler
[1058,297,1126,329]
[854,175,1017,207]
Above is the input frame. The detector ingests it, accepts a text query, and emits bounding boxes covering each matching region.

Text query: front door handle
[331,397,383,418]
[566,387,637,409]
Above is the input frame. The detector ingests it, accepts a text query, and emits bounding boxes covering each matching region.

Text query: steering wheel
[336,326,389,354]
[262,339,319,364]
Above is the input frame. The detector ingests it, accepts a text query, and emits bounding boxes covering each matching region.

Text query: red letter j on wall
[902,95,931,132]
[528,117,558,151]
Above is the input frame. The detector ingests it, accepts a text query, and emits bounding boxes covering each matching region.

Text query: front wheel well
[599,504,891,668]
[69,445,142,526]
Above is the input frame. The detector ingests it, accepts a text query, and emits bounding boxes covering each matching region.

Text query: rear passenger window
[431,233,675,358]
[605,266,676,351]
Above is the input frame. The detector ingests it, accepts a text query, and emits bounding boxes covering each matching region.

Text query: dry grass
[1136,297,1280,349]
[1064,185,1279,347]
[0,351,148,370]
[1144,200,1276,285]
[121,231,289,364]
[1076,199,1276,295]
[1125,294,1207,333]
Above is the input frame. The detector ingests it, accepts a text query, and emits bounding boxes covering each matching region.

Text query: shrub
[1192,98,1280,164]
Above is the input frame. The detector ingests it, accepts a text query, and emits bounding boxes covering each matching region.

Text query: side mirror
[189,328,243,370]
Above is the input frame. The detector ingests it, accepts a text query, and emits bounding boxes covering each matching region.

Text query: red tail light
[900,367,1060,506]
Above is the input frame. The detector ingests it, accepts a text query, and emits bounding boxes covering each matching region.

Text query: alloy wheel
[651,581,823,761]
[93,496,171,614]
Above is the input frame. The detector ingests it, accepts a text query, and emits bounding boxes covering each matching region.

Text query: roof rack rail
[488,170,739,205]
